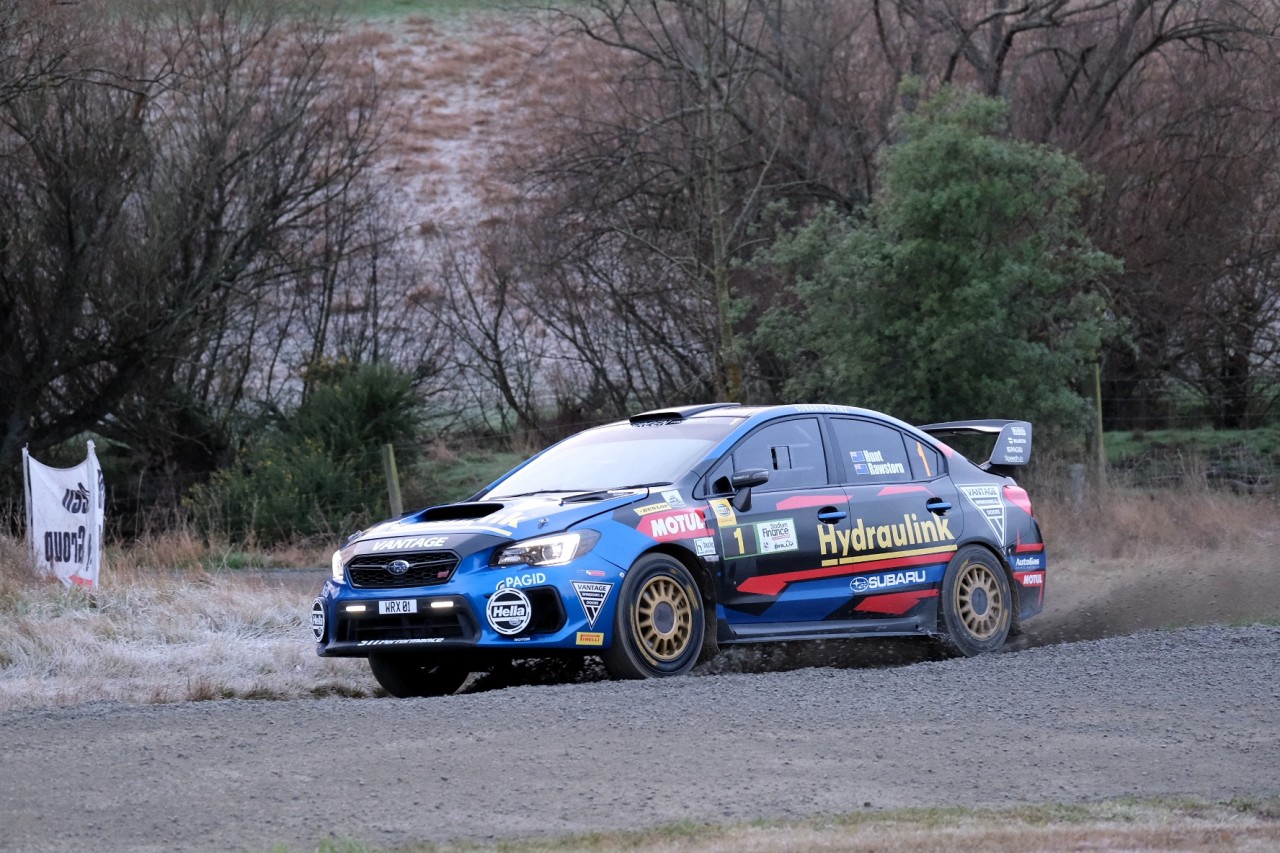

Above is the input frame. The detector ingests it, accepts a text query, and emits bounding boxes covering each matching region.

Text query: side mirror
[730,468,768,512]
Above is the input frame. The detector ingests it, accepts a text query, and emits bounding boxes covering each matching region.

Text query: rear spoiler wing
[916,419,1033,469]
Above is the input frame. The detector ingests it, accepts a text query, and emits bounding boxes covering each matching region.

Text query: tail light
[1004,484,1035,517]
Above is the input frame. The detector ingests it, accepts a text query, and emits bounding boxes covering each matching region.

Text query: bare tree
[0,0,394,495]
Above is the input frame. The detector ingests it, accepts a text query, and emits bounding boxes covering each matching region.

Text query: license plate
[379,599,418,615]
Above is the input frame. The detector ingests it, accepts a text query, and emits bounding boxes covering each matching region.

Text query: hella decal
[487,588,532,635]
[310,598,326,642]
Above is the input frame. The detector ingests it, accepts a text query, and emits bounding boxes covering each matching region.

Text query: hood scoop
[415,502,505,522]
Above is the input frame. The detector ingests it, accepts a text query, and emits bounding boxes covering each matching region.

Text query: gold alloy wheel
[954,560,1005,640]
[633,574,694,662]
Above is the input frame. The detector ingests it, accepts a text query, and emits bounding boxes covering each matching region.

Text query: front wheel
[938,545,1012,656]
[368,654,469,697]
[603,554,706,679]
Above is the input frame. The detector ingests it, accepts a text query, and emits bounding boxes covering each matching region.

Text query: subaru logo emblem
[386,559,410,576]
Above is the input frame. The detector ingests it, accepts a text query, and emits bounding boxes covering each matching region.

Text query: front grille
[335,600,479,644]
[347,551,459,589]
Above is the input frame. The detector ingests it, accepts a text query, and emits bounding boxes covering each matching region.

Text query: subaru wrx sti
[311,403,1046,696]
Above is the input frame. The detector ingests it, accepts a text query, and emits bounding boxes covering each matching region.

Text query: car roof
[628,402,918,430]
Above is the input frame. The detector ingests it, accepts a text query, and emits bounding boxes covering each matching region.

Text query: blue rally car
[312,403,1047,696]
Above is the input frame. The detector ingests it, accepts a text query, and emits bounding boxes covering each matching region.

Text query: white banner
[23,442,105,588]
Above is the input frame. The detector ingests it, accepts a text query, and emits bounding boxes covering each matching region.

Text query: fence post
[1091,360,1107,492]
[382,443,403,517]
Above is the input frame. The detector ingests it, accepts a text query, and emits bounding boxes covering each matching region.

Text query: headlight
[330,550,345,583]
[493,530,600,568]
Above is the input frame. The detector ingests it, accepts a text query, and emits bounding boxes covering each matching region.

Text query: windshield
[483,419,736,498]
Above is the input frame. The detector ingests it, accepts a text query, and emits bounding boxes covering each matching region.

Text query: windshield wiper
[561,482,673,503]
[488,489,584,499]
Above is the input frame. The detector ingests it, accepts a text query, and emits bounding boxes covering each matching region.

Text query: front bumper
[313,553,628,658]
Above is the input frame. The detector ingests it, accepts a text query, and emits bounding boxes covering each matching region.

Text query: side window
[907,437,942,480]
[830,418,913,484]
[713,417,828,492]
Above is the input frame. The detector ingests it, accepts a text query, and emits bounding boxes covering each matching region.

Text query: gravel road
[1,624,1277,852]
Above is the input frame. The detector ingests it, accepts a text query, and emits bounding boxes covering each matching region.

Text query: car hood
[344,490,648,556]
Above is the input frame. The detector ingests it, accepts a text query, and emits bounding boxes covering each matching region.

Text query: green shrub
[189,364,425,544]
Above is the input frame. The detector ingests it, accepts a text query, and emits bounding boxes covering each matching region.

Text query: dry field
[2,484,1277,712]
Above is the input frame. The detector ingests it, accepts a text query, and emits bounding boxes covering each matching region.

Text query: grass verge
[266,797,1280,852]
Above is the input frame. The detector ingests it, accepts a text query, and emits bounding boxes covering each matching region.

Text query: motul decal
[638,508,707,542]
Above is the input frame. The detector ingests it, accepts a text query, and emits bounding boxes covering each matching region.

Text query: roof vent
[629,402,739,424]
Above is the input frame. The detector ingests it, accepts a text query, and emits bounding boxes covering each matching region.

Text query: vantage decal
[849,449,907,477]
[661,490,687,508]
[958,484,1006,542]
[571,581,613,628]
[370,536,449,551]
[818,514,954,558]
[639,508,707,541]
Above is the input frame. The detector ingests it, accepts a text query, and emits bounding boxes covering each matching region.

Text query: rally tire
[603,554,706,679]
[368,654,469,698]
[938,545,1012,657]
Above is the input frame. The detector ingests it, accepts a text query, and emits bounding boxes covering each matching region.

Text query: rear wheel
[368,654,469,697]
[603,554,705,679]
[938,545,1012,656]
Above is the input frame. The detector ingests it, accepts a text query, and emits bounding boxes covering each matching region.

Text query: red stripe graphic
[1014,541,1044,554]
[775,494,849,511]
[875,484,932,496]
[736,550,952,597]
[854,589,938,615]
